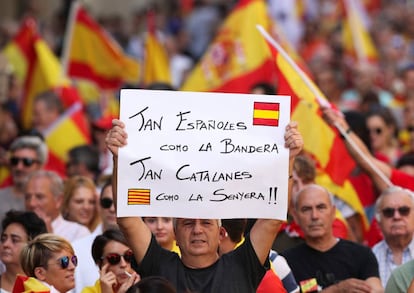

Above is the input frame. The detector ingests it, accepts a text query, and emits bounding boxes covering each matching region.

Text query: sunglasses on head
[57,255,78,269]
[102,250,133,265]
[10,157,39,167]
[381,206,411,218]
[100,197,114,209]
[368,127,383,135]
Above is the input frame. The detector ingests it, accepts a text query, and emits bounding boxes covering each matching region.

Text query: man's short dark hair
[34,90,64,114]
[221,219,247,243]
[68,145,100,177]
[250,82,276,95]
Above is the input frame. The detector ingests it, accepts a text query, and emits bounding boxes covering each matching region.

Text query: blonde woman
[13,233,77,293]
[62,176,101,234]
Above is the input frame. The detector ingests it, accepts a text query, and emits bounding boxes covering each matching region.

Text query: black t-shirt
[133,235,269,293]
[281,239,380,290]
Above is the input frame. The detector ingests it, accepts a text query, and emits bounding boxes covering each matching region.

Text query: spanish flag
[2,18,71,129]
[63,2,140,90]
[300,278,318,293]
[143,10,171,86]
[44,102,91,173]
[181,0,277,93]
[253,102,279,126]
[128,188,151,205]
[0,167,10,188]
[12,275,50,293]
[342,0,378,63]
[258,26,368,228]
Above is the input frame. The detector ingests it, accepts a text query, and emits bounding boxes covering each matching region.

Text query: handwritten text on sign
[117,89,291,220]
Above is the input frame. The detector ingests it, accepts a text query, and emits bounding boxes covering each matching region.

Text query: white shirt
[52,215,90,242]
[72,224,103,293]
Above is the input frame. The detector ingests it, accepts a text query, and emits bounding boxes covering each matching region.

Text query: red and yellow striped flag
[65,3,140,90]
[259,27,368,228]
[300,278,318,293]
[253,102,279,126]
[0,167,11,188]
[128,188,151,205]
[2,18,71,129]
[342,0,378,64]
[181,0,277,93]
[143,11,171,86]
[12,275,50,293]
[44,102,91,173]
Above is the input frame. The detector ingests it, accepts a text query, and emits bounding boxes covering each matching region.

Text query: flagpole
[256,25,393,188]
[256,25,330,108]
[60,0,81,78]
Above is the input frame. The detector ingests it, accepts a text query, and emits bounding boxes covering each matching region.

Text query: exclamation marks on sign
[268,187,278,204]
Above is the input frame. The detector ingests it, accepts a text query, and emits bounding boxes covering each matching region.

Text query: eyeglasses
[56,255,78,269]
[100,197,114,209]
[102,250,133,265]
[10,157,40,167]
[407,126,414,133]
[368,127,383,135]
[381,206,411,218]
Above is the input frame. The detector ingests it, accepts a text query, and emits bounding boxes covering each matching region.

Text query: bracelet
[340,128,352,140]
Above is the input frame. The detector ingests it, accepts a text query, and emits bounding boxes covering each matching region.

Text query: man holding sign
[106,113,302,292]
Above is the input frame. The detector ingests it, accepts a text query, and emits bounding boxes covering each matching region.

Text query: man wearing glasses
[0,135,47,222]
[372,186,414,287]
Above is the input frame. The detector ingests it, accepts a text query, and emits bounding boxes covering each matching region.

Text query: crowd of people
[0,0,414,292]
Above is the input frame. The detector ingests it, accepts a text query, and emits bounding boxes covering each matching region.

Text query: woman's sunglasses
[57,255,78,269]
[100,197,114,209]
[102,250,134,265]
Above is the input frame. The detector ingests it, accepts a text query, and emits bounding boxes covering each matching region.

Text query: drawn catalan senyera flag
[128,188,151,205]
[253,102,280,126]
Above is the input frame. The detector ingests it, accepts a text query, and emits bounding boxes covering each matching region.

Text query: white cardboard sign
[117,89,291,220]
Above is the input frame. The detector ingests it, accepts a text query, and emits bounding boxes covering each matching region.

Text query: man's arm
[250,122,303,265]
[106,119,152,264]
[322,107,392,192]
[321,277,383,293]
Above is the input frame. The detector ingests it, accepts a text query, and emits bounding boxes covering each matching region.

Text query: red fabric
[349,172,377,207]
[256,269,287,293]
[365,218,383,247]
[390,169,414,190]
[332,218,349,239]
[12,275,29,293]
[92,116,113,130]
[55,86,84,109]
[281,218,348,240]
[45,151,67,178]
[12,275,50,293]
[0,175,12,188]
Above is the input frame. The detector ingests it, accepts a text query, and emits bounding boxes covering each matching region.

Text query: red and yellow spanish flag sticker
[253,102,280,126]
[128,188,150,205]
[300,278,318,293]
